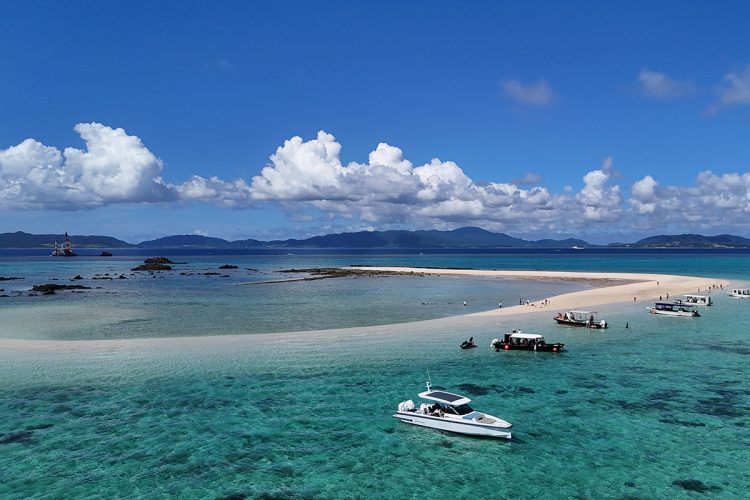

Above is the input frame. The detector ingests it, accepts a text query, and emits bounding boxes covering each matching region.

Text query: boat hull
[493,342,564,353]
[553,318,607,329]
[392,412,512,439]
[648,308,699,317]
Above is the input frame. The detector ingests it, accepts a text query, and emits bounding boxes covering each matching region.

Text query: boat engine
[398,400,415,412]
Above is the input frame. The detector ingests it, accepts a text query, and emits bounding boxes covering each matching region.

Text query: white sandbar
[348,266,727,318]
[0,267,729,351]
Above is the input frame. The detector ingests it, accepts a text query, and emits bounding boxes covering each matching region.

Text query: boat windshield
[446,403,474,415]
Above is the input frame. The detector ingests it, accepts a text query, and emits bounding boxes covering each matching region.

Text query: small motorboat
[679,294,712,306]
[727,288,750,299]
[491,330,565,352]
[460,337,477,349]
[647,302,700,317]
[554,310,608,329]
[393,376,512,439]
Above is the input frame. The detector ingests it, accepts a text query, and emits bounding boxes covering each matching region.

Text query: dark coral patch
[456,383,491,396]
[672,479,721,493]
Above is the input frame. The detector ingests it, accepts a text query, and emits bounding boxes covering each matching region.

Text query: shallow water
[0,254,588,340]
[1,252,748,498]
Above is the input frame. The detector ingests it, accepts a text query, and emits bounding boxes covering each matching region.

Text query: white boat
[727,288,750,299]
[647,302,700,317]
[571,245,584,250]
[678,294,713,306]
[393,378,512,439]
[554,310,608,329]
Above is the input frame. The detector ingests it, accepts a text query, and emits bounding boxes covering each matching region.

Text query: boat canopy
[508,332,544,340]
[418,390,471,406]
[683,294,708,300]
[570,310,596,315]
[655,302,693,311]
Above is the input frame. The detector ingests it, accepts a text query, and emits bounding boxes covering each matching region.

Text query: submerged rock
[31,284,91,293]
[672,479,721,493]
[219,264,239,269]
[0,430,34,444]
[0,276,22,281]
[456,383,491,396]
[131,263,172,271]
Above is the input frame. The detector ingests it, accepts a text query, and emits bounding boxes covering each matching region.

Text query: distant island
[1,228,750,249]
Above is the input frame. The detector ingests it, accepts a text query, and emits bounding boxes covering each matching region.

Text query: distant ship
[571,245,584,250]
[51,232,77,257]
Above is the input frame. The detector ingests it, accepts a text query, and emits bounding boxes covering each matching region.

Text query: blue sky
[1,1,750,243]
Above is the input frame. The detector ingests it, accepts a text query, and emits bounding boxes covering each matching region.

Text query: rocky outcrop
[144,257,174,264]
[219,264,239,269]
[131,257,174,271]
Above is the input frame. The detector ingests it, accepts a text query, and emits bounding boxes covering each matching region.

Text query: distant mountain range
[137,227,590,249]
[617,233,750,248]
[0,231,134,249]
[1,228,750,249]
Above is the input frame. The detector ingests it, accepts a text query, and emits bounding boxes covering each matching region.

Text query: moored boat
[647,302,700,317]
[554,310,608,329]
[393,377,512,439]
[677,294,712,306]
[491,330,564,353]
[51,232,77,257]
[727,288,750,299]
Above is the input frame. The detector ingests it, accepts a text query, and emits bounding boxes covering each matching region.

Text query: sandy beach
[348,266,728,318]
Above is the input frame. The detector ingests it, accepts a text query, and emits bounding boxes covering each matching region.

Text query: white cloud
[501,79,557,106]
[718,66,750,106]
[629,175,659,214]
[512,172,542,185]
[175,175,253,207]
[202,58,237,72]
[637,68,694,98]
[0,123,175,209]
[575,158,622,221]
[4,123,750,238]
[248,131,629,232]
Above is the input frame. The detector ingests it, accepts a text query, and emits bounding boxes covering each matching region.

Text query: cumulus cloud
[629,175,659,214]
[637,68,694,98]
[501,79,557,106]
[574,158,622,222]
[176,175,253,207]
[4,123,750,237]
[249,131,627,233]
[0,123,175,209]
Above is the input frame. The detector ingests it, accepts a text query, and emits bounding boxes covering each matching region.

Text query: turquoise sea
[0,250,748,498]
